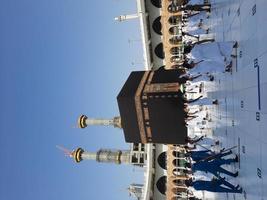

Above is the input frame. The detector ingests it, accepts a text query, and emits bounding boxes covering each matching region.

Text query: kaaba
[117,69,188,144]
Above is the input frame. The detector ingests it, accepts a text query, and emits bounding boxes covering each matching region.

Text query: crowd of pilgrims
[159,0,242,199]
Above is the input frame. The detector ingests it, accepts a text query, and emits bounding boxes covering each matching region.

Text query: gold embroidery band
[143,107,149,120]
[144,83,180,93]
[147,71,154,84]
[135,71,150,143]
[146,126,152,138]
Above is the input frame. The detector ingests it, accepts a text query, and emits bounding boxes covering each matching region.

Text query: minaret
[114,14,139,22]
[57,146,131,165]
[78,114,122,129]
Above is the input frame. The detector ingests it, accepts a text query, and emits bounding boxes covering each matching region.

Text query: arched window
[168,15,182,25]
[173,168,180,176]
[172,151,179,157]
[173,159,189,168]
[173,179,185,186]
[169,26,180,35]
[157,151,167,170]
[156,176,167,195]
[151,0,162,8]
[170,56,181,63]
[170,47,182,55]
[172,159,180,167]
[172,187,187,195]
[154,43,165,59]
[174,168,191,174]
[168,3,179,13]
[169,36,182,45]
[172,151,186,158]
[152,16,162,35]
[173,168,187,176]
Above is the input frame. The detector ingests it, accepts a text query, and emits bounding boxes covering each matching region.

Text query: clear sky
[0,0,145,199]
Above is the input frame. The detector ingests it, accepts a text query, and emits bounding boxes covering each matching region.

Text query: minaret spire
[58,146,131,165]
[78,114,122,129]
[56,145,73,157]
[114,13,139,22]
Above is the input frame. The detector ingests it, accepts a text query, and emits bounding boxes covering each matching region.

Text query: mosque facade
[59,0,257,199]
[60,1,211,200]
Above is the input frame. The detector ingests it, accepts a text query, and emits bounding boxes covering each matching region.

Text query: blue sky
[0,0,144,199]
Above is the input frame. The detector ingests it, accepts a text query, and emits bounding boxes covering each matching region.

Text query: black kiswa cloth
[117,69,188,144]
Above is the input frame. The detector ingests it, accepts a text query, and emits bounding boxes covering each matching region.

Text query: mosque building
[59,1,194,200]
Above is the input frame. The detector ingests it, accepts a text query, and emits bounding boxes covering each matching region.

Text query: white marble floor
[206,0,267,199]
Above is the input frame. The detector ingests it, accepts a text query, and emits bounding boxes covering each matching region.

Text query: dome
[156,176,167,195]
[157,151,167,170]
